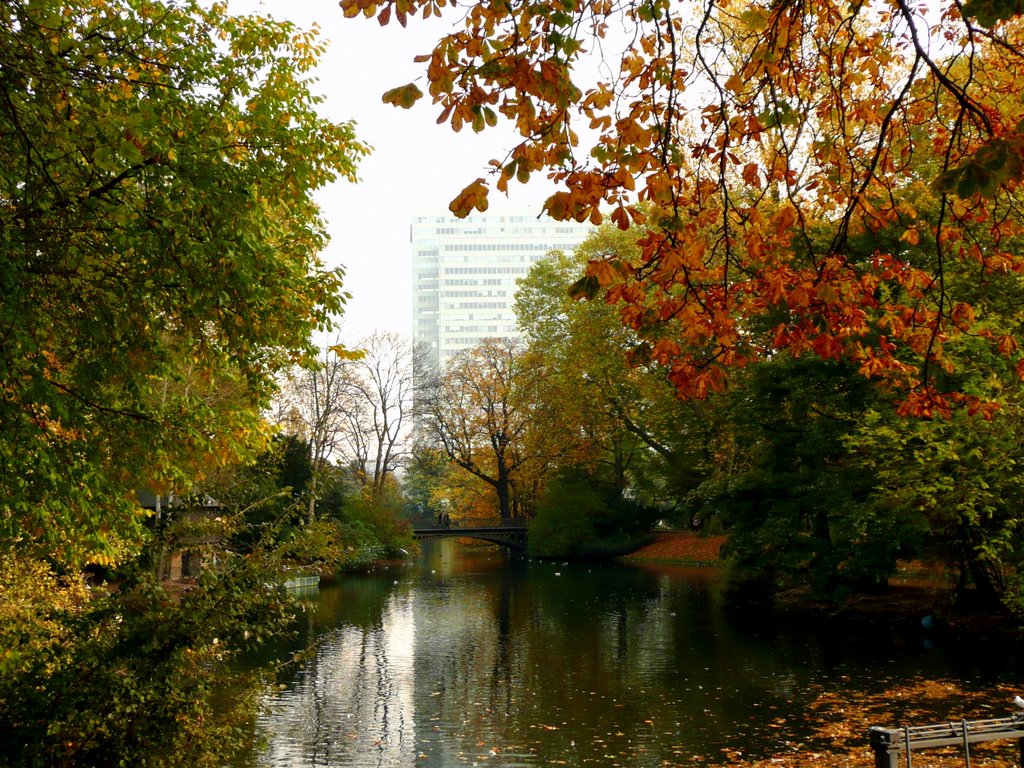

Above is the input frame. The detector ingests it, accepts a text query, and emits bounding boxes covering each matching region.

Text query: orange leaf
[997,335,1018,355]
[900,227,921,246]
[651,339,681,364]
[449,178,489,217]
[588,258,620,286]
[742,162,761,188]
[611,206,629,229]
[773,205,798,233]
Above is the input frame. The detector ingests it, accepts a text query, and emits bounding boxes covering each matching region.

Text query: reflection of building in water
[259,593,418,767]
[409,574,516,765]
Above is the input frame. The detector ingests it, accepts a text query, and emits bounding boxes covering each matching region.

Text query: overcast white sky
[228,0,559,346]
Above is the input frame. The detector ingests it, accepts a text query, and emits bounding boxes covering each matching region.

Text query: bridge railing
[411,521,528,551]
[415,517,528,530]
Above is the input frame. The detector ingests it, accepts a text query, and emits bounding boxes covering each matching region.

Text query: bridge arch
[412,525,528,551]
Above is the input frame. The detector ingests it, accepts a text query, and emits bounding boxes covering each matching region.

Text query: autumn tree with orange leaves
[344,0,1024,416]
[419,338,533,523]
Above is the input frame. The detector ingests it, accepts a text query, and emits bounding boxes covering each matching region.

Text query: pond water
[243,539,1024,767]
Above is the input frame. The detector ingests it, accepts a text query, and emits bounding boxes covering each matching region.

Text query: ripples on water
[247,540,1024,768]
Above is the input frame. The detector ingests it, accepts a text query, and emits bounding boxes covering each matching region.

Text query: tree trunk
[307,472,317,523]
[495,460,512,523]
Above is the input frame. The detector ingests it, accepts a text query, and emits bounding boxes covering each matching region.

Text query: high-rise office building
[411,210,592,369]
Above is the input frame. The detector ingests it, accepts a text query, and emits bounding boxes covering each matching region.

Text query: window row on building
[412,210,591,369]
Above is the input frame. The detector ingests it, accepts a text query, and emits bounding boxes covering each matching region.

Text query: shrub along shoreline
[616,531,1020,634]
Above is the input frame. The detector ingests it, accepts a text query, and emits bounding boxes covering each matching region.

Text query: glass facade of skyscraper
[411,210,591,369]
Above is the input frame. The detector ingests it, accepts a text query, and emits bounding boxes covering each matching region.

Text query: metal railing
[868,716,1024,768]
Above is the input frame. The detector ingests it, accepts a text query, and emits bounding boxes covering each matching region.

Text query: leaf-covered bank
[715,679,1024,768]
[620,531,726,566]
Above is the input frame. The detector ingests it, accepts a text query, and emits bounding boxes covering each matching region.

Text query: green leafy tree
[188,434,312,557]
[529,470,602,558]
[0,545,299,768]
[688,174,1024,603]
[515,244,645,495]
[0,0,366,569]
[843,314,1024,611]
[705,355,888,600]
[0,2,371,763]
[847,407,1024,610]
[515,226,722,517]
[402,444,450,523]
[529,465,660,558]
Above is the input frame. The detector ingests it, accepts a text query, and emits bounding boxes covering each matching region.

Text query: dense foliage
[475,218,1024,610]
[530,468,659,558]
[347,0,1024,595]
[0,0,366,569]
[0,551,295,768]
[0,1,392,764]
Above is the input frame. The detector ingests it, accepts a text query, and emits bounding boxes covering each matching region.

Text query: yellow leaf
[329,344,365,360]
[725,73,745,94]
[381,83,423,109]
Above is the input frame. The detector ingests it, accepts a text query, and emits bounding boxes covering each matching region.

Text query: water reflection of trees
[253,547,1024,767]
[260,588,417,768]
[419,560,833,764]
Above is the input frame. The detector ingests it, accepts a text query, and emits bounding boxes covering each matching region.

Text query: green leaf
[567,274,600,300]
[933,137,1024,199]
[962,0,1024,27]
